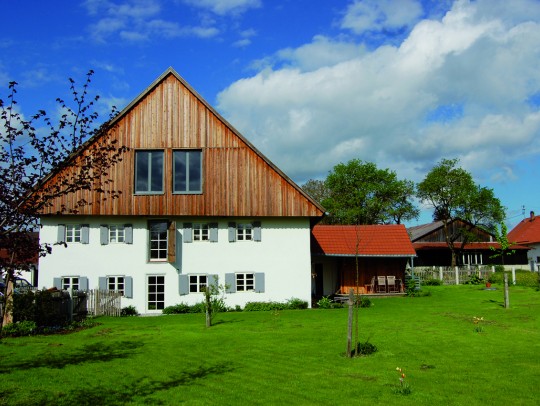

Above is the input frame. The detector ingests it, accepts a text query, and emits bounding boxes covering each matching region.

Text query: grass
[1,284,539,405]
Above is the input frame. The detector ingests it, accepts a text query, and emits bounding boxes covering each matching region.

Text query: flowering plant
[473,316,484,333]
[395,367,411,395]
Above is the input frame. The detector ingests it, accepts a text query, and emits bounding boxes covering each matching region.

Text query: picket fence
[412,265,501,285]
[84,289,123,317]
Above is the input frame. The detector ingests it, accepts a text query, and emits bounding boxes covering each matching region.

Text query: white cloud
[341,0,424,35]
[85,0,220,42]
[217,0,540,186]
[182,0,261,16]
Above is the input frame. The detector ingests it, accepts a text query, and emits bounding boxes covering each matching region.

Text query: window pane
[174,151,187,192]
[151,151,163,192]
[188,151,202,191]
[135,151,149,192]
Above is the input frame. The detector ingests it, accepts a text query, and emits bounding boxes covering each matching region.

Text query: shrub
[1,320,37,337]
[465,274,484,285]
[121,305,139,316]
[355,340,377,356]
[244,301,287,312]
[359,297,372,308]
[286,298,308,309]
[316,296,333,309]
[424,278,443,286]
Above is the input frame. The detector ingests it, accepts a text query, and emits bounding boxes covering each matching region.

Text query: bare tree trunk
[1,270,14,327]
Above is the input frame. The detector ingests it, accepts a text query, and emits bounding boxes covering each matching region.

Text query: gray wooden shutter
[98,277,107,290]
[174,229,183,270]
[124,224,133,244]
[81,225,90,244]
[100,225,109,245]
[183,223,193,243]
[228,222,236,242]
[125,276,133,298]
[57,225,66,244]
[225,273,236,293]
[79,276,89,291]
[179,274,189,295]
[209,223,218,242]
[253,221,262,242]
[255,273,265,293]
[53,277,62,289]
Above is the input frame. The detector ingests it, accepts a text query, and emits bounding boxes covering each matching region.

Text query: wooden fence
[412,265,519,285]
[85,289,123,317]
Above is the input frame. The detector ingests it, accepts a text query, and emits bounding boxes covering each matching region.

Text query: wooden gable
[38,68,324,218]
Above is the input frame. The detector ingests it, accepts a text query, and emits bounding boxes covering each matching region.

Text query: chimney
[531,211,535,220]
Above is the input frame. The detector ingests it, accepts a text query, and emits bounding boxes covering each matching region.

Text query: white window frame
[62,276,80,291]
[107,276,125,296]
[147,275,166,311]
[193,223,209,241]
[189,274,208,293]
[65,225,81,243]
[149,221,168,262]
[236,273,255,292]
[237,223,253,241]
[109,225,125,243]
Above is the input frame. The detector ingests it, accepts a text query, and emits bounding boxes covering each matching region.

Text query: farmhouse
[37,68,324,312]
[508,211,540,271]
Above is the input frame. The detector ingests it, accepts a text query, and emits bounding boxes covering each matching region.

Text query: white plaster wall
[39,216,312,313]
[527,243,540,271]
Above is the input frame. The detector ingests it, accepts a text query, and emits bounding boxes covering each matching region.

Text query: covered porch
[311,224,416,302]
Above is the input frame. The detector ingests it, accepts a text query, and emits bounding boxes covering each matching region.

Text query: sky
[2,0,540,228]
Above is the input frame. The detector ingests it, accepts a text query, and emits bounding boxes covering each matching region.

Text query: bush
[121,305,139,316]
[424,278,443,286]
[359,297,372,308]
[488,270,539,287]
[244,301,287,312]
[465,274,484,285]
[286,298,308,309]
[316,296,333,309]
[355,340,377,356]
[1,320,37,337]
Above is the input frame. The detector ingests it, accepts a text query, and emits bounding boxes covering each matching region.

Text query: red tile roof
[508,214,540,244]
[312,224,416,257]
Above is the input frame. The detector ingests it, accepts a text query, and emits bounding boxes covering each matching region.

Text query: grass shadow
[0,340,144,374]
[24,363,235,405]
[483,299,505,308]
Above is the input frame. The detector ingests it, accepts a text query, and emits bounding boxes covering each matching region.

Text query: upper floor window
[135,150,164,194]
[109,225,125,243]
[66,225,82,243]
[149,221,168,261]
[193,223,209,241]
[237,223,253,241]
[173,150,202,194]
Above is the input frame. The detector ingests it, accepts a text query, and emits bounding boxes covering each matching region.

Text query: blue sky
[2,0,540,228]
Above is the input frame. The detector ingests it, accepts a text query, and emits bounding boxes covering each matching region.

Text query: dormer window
[173,150,202,194]
[135,150,164,194]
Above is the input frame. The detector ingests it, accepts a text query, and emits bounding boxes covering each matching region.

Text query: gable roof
[37,68,324,218]
[311,224,416,257]
[508,213,540,244]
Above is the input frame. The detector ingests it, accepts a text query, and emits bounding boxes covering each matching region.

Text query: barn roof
[311,224,416,257]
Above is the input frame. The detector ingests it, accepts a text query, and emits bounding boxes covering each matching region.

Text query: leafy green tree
[301,179,330,207]
[417,158,505,266]
[322,159,419,225]
[490,222,515,265]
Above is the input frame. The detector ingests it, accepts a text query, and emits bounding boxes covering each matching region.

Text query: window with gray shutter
[81,225,90,244]
[255,273,265,293]
[179,274,189,295]
[228,222,236,242]
[57,225,66,244]
[209,223,218,242]
[183,223,193,243]
[100,226,109,245]
[125,224,133,244]
[253,221,262,242]
[225,273,236,293]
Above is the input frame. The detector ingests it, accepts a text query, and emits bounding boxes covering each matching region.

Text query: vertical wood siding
[39,72,323,218]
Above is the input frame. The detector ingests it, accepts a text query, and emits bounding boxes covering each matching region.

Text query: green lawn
[1,284,539,405]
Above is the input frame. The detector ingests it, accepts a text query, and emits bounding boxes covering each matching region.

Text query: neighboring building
[508,211,540,271]
[408,219,528,267]
[311,224,416,298]
[0,232,39,287]
[37,68,324,313]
